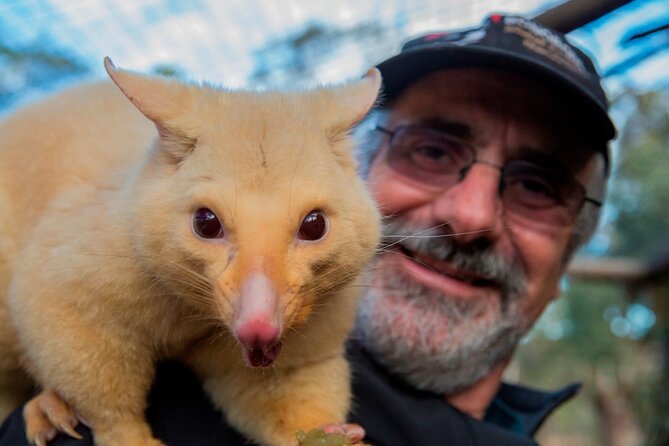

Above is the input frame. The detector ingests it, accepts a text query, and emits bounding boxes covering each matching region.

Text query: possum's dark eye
[193,208,224,239]
[298,210,328,241]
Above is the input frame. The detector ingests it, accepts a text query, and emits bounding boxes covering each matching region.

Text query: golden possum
[0,58,382,445]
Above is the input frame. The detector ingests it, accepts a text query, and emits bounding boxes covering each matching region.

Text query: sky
[0,0,664,87]
[0,0,556,86]
[569,0,669,93]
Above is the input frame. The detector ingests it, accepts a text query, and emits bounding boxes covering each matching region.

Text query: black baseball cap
[376,14,616,143]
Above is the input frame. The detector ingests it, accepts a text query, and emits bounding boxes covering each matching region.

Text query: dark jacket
[0,341,578,445]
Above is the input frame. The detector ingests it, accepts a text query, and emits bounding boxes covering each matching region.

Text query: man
[0,14,615,446]
[345,13,613,444]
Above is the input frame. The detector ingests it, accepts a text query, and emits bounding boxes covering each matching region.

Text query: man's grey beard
[354,219,531,395]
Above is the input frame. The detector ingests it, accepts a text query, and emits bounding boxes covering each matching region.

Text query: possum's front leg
[194,351,353,446]
[19,325,162,446]
[9,288,164,446]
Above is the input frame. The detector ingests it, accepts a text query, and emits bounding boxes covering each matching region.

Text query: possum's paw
[23,389,83,445]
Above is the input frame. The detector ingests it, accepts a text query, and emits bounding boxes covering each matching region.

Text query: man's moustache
[380,220,526,300]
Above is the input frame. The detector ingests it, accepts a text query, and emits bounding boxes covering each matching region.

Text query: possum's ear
[105,57,196,162]
[318,68,382,142]
[104,57,192,124]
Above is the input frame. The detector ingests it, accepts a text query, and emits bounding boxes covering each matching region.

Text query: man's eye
[415,145,448,160]
[407,138,461,170]
[521,178,554,194]
[508,176,562,207]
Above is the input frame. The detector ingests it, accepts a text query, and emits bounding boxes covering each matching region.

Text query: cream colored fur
[0,61,381,446]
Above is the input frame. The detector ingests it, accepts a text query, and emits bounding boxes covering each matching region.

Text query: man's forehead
[388,68,569,118]
[385,69,598,172]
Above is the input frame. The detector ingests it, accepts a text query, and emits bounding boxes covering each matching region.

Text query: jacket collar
[348,340,580,442]
[485,381,581,436]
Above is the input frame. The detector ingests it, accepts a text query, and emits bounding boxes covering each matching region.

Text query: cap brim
[376,45,616,141]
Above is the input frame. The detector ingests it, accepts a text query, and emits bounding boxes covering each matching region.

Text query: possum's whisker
[379,222,510,248]
[69,251,213,297]
[156,271,213,300]
[378,220,457,250]
[157,258,217,292]
[302,267,365,297]
[303,223,507,297]
[297,262,360,296]
[180,313,221,325]
[383,227,497,241]
[283,324,310,342]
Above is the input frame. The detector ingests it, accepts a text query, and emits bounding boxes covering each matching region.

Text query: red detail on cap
[490,15,503,24]
[424,32,447,41]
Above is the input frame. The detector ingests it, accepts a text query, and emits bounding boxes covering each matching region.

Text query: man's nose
[431,163,503,244]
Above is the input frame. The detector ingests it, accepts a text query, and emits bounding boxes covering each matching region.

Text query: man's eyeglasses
[376,125,601,226]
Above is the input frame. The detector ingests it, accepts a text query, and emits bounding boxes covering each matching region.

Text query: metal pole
[533,0,636,33]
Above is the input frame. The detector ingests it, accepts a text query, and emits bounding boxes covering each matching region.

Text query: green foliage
[517,280,635,383]
[151,64,186,79]
[608,89,669,258]
[0,37,88,112]
[516,86,669,445]
[249,21,395,88]
[607,87,669,445]
[516,281,652,445]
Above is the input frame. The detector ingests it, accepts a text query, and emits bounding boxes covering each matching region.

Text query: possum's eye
[193,208,224,239]
[298,210,328,241]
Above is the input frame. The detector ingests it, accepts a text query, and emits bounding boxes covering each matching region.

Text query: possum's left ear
[105,57,196,162]
[318,68,382,141]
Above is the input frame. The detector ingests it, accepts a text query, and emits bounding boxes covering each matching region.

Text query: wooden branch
[567,257,646,281]
[533,0,635,33]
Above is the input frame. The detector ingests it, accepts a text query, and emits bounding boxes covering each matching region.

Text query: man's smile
[390,244,501,296]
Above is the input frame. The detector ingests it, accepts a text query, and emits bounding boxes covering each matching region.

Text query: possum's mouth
[245,343,282,368]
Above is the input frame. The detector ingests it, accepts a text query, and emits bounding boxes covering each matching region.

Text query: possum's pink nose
[235,273,283,367]
[235,320,280,350]
[235,321,282,368]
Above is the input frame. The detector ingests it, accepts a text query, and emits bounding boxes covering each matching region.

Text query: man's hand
[297,424,367,446]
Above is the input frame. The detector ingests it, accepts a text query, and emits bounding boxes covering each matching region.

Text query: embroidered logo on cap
[502,16,587,76]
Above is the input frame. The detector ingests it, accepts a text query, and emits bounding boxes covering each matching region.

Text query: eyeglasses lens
[383,126,586,226]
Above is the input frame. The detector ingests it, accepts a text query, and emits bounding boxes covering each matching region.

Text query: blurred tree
[249,21,398,88]
[608,89,669,258]
[520,86,669,446]
[151,64,186,79]
[518,281,646,446]
[608,87,669,446]
[0,37,88,112]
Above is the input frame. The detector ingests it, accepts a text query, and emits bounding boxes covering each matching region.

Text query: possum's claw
[23,401,57,446]
[32,432,51,446]
[24,389,83,444]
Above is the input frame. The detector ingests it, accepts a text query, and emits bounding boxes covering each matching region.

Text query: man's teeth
[399,245,493,285]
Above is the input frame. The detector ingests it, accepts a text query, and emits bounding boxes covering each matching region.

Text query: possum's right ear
[105,57,196,162]
[105,57,193,124]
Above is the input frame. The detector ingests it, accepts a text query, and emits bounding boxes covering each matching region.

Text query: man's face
[355,68,600,394]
